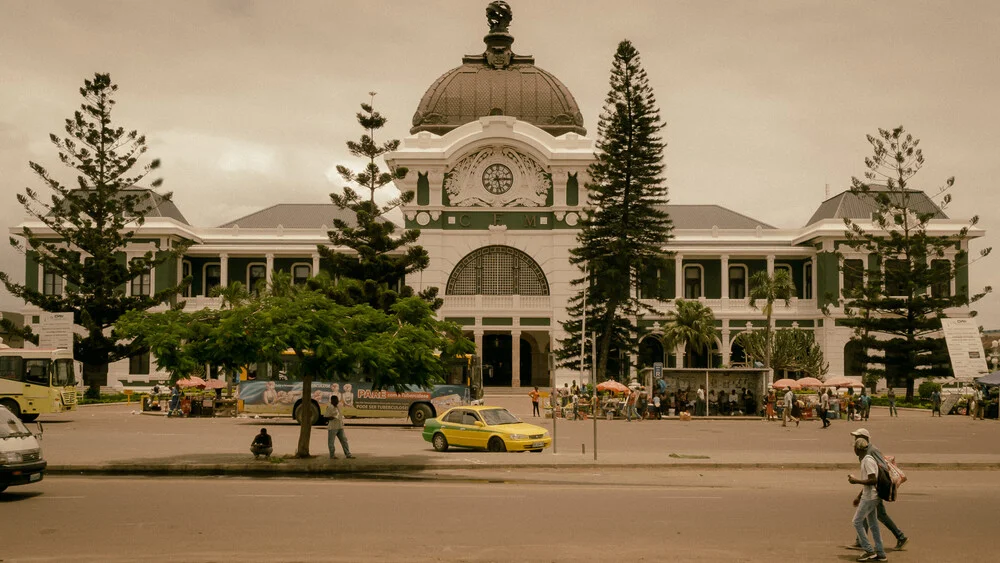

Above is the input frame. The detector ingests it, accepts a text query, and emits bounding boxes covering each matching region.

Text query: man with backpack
[848,435,887,561]
[849,428,908,555]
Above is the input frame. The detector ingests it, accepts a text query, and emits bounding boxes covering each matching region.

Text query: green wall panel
[25,251,39,292]
[817,252,840,308]
[519,317,551,326]
[482,317,513,326]
[684,259,721,299]
[417,172,429,206]
[154,251,178,293]
[445,317,475,326]
[566,173,578,206]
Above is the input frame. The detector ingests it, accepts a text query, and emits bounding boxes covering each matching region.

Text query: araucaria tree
[0,74,188,397]
[840,126,990,401]
[319,93,437,311]
[557,40,672,382]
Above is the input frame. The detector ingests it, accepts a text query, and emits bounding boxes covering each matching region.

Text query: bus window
[24,360,49,385]
[0,356,21,381]
[52,359,76,387]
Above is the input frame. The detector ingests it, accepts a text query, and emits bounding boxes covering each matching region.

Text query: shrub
[918,381,942,400]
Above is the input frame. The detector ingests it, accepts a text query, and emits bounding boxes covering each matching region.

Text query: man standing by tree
[557,40,672,382]
[1,73,189,398]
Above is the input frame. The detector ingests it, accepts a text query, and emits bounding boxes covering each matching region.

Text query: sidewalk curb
[46,461,1000,477]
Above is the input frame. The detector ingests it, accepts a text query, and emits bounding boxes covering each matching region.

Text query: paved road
[35,399,1000,471]
[2,470,998,562]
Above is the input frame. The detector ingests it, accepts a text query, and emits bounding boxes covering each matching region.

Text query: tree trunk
[295,376,314,458]
[905,378,915,403]
[82,362,108,399]
[596,298,621,381]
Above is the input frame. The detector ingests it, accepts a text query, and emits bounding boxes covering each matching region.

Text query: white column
[265,253,274,284]
[427,168,446,206]
[766,255,775,277]
[219,253,229,287]
[311,253,320,277]
[674,254,684,299]
[551,169,569,206]
[720,255,730,301]
[176,255,183,285]
[721,327,731,366]
[474,330,484,364]
[511,330,522,388]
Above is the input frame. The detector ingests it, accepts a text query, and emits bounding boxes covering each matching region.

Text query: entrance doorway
[520,338,532,387]
[483,334,512,386]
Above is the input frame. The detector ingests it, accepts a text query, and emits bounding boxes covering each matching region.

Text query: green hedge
[78,393,132,405]
[868,396,930,409]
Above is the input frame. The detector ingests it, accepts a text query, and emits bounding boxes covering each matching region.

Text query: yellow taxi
[422,405,551,453]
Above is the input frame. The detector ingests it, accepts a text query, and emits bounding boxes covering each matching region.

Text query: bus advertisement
[237,353,482,426]
[0,347,78,421]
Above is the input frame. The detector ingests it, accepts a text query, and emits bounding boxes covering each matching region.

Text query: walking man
[820,389,831,428]
[974,386,986,419]
[848,436,887,561]
[782,387,798,427]
[325,395,354,459]
[886,388,898,418]
[849,428,908,553]
[859,390,870,422]
[529,386,540,417]
[931,388,942,417]
[625,389,639,422]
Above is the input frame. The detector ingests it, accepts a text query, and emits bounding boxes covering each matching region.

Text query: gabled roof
[658,205,775,230]
[219,204,361,229]
[806,185,948,225]
[57,187,189,225]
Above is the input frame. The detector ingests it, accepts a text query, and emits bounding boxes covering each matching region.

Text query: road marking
[230,494,301,498]
[38,496,86,499]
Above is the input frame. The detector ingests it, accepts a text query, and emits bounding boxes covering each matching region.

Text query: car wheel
[0,399,20,419]
[410,404,433,427]
[293,400,321,426]
[529,449,542,453]
[432,433,449,452]
[20,413,39,422]
[487,436,507,453]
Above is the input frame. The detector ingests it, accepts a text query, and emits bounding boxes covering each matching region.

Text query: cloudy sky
[1,0,997,324]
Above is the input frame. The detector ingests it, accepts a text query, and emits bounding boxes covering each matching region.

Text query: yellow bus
[238,352,482,426]
[0,347,78,421]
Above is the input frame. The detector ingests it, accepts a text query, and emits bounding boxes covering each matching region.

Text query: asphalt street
[2,470,998,562]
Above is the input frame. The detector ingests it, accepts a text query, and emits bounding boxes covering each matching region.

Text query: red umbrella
[177,376,206,388]
[596,380,630,393]
[772,378,801,390]
[796,377,824,388]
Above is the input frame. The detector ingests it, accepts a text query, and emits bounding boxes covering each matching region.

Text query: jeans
[626,405,639,421]
[327,427,351,457]
[251,445,272,458]
[532,401,539,417]
[888,400,897,417]
[853,497,885,556]
[862,499,905,542]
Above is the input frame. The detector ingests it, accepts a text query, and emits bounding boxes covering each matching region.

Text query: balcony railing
[441,295,551,312]
[641,297,818,315]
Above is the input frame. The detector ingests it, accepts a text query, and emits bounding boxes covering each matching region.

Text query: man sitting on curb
[251,427,273,460]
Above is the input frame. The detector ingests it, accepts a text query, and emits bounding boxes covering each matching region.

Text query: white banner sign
[38,312,74,350]
[940,318,990,381]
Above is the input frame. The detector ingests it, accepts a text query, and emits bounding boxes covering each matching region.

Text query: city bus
[237,352,483,426]
[0,347,78,421]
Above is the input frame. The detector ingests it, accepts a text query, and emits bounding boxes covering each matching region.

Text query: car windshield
[0,407,31,438]
[480,408,520,426]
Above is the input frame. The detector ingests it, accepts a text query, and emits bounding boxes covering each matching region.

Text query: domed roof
[411,2,586,137]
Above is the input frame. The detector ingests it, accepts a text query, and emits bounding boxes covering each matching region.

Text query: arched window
[844,340,866,377]
[446,246,549,295]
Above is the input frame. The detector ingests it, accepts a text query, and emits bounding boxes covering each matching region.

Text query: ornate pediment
[445,146,550,207]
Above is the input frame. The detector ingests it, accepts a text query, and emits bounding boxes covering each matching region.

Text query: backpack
[876,464,896,502]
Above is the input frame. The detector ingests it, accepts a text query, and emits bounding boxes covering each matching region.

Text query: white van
[0,404,45,493]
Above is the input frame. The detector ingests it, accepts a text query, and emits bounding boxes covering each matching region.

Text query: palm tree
[748,269,797,369]
[663,300,719,368]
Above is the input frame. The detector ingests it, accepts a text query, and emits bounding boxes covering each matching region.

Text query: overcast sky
[1,0,997,326]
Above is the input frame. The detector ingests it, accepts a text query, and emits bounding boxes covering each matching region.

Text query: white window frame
[683,264,704,300]
[203,263,222,296]
[840,256,865,295]
[247,262,267,293]
[41,267,64,297]
[728,264,747,299]
[182,260,193,297]
[129,257,152,297]
[928,258,953,298]
[291,262,312,285]
[883,257,908,298]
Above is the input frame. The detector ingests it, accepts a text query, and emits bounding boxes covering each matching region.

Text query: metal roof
[218,204,360,229]
[806,186,947,225]
[56,188,189,225]
[658,205,775,230]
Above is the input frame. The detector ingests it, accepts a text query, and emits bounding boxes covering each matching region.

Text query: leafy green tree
[735,328,828,377]
[748,269,796,370]
[558,40,672,381]
[840,126,991,401]
[318,93,437,311]
[662,300,719,368]
[0,73,189,397]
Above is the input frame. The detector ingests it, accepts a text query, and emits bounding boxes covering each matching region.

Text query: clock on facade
[481,163,514,194]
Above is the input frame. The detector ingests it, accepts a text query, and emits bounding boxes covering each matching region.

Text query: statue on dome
[486,1,512,34]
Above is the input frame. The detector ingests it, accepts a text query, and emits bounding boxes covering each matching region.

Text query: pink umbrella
[177,376,206,388]
[596,380,630,394]
[202,378,227,390]
[772,378,801,390]
[824,376,863,389]
[796,377,824,388]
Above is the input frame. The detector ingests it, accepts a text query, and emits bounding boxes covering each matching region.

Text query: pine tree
[840,126,991,401]
[318,93,437,311]
[0,73,189,397]
[557,40,673,382]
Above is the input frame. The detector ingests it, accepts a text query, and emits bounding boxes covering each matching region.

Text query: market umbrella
[823,376,863,389]
[202,378,227,390]
[177,376,207,388]
[772,378,801,390]
[596,380,630,393]
[796,377,824,388]
[975,371,1000,387]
